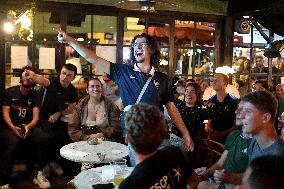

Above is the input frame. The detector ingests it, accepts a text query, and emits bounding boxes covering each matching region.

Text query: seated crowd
[0,64,123,189]
[1,34,284,189]
[0,64,283,189]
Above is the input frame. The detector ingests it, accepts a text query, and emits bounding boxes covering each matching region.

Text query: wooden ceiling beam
[0,1,223,22]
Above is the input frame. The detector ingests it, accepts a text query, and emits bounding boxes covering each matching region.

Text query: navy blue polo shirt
[108,63,173,109]
[2,85,41,126]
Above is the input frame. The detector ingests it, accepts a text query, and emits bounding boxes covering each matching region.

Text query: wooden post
[116,13,124,64]
[223,16,233,66]
[0,12,6,92]
[191,21,197,78]
[268,58,273,89]
[214,20,222,68]
[168,19,175,80]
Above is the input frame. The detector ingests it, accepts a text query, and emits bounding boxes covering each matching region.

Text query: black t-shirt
[119,146,193,189]
[2,85,40,126]
[207,93,238,132]
[172,99,208,140]
[40,78,77,118]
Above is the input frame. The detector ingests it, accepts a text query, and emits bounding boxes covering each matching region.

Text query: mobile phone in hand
[92,183,114,189]
[18,124,25,136]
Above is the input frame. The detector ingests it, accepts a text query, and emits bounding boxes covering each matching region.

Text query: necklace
[240,133,252,139]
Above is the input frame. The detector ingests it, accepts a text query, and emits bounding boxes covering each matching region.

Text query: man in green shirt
[198,101,252,188]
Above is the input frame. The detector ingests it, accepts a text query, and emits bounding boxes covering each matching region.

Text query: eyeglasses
[132,42,147,49]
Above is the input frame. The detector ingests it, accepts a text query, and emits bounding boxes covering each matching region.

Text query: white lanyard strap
[136,76,152,104]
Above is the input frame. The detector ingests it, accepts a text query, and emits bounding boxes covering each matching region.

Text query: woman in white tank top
[68,78,121,143]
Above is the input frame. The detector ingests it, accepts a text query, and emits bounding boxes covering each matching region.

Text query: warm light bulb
[77,37,84,42]
[3,22,14,33]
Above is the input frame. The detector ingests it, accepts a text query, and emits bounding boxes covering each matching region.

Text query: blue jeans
[128,139,170,167]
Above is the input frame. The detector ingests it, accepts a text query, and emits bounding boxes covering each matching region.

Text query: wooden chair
[196,139,225,168]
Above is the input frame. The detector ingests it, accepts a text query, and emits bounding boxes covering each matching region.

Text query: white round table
[74,165,133,189]
[60,141,128,164]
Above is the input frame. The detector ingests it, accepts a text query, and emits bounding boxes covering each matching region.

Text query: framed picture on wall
[104,33,114,40]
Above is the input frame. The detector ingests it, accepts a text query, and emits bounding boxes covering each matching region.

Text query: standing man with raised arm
[57,31,194,166]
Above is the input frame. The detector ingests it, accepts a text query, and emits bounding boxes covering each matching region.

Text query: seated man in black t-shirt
[24,64,78,176]
[0,66,52,189]
[119,103,198,189]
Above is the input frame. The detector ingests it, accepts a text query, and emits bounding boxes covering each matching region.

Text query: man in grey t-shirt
[239,91,284,163]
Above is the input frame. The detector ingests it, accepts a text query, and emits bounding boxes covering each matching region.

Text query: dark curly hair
[125,103,168,155]
[129,33,161,68]
[185,82,203,107]
[19,65,39,86]
[19,65,39,79]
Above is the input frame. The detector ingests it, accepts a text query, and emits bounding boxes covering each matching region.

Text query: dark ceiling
[227,0,284,16]
[2,0,284,36]
[226,0,284,36]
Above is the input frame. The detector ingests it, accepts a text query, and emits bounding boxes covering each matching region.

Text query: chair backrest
[196,139,225,168]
